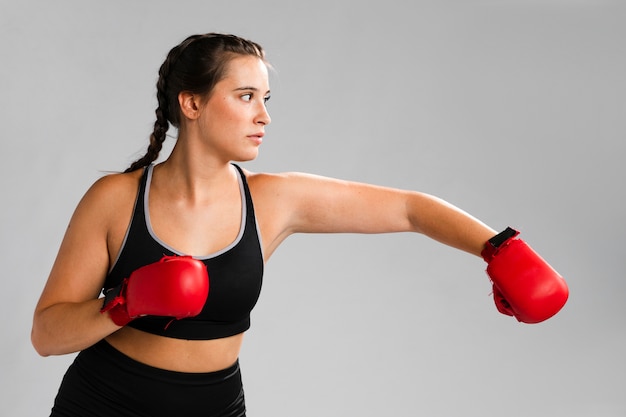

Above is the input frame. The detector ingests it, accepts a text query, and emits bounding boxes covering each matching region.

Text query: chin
[233,151,259,163]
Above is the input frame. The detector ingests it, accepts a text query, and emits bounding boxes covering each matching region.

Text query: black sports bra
[103,164,264,340]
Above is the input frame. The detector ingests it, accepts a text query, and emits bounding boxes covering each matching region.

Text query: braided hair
[125,33,266,172]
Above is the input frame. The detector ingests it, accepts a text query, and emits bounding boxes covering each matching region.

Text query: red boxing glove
[101,255,209,326]
[482,227,568,324]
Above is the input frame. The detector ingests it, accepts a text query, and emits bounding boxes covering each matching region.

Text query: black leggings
[49,340,246,417]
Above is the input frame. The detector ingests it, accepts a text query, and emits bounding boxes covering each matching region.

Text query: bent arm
[31,175,130,356]
[32,299,120,357]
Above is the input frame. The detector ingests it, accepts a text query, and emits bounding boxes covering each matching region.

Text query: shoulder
[72,169,144,228]
[47,169,145,284]
[241,168,354,215]
[242,169,331,190]
[84,169,142,205]
[238,169,308,220]
[241,169,313,201]
[241,169,288,188]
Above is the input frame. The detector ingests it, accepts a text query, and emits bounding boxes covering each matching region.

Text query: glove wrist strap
[481,227,519,262]
[100,281,131,326]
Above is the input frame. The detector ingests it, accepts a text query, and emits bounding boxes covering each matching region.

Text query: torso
[103,163,271,373]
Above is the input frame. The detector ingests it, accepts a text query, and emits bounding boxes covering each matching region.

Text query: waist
[105,326,244,373]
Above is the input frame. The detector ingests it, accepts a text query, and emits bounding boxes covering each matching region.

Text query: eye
[264,94,271,104]
[241,93,253,102]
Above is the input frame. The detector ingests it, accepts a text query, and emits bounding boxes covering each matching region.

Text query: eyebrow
[233,86,271,94]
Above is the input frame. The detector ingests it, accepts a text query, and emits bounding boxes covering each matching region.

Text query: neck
[153,141,238,203]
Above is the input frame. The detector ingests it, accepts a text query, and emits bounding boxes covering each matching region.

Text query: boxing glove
[482,227,568,324]
[101,255,209,326]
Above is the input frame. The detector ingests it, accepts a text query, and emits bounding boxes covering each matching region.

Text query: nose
[255,102,271,126]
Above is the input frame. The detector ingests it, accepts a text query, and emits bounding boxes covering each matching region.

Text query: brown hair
[126,33,266,172]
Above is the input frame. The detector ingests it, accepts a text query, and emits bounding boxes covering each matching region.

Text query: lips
[247,132,264,145]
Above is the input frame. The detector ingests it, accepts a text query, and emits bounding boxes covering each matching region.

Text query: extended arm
[250,171,568,323]
[249,171,496,258]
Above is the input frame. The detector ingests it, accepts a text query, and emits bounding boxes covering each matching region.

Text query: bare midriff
[105,326,244,373]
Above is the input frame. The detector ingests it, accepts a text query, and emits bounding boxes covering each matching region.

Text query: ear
[178,91,202,121]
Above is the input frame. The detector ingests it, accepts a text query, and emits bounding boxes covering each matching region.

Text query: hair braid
[124,40,189,173]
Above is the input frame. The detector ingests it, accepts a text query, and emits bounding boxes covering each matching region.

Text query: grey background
[1,0,624,416]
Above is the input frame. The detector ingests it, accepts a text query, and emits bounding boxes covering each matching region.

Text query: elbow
[31,312,57,357]
[31,328,51,357]
[31,320,54,357]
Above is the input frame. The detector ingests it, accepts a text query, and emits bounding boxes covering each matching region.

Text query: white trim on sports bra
[144,164,247,260]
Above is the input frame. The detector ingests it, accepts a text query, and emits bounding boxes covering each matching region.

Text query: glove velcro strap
[481,227,520,262]
[101,283,124,312]
[100,281,131,326]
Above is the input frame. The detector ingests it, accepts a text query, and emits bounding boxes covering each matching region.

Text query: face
[195,55,271,162]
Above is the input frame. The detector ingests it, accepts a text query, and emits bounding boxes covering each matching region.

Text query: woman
[31,33,567,416]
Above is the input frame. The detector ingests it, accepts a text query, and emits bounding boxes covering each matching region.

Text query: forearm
[31,298,120,356]
[406,192,497,257]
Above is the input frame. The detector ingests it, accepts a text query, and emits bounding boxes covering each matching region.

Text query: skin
[31,55,497,372]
